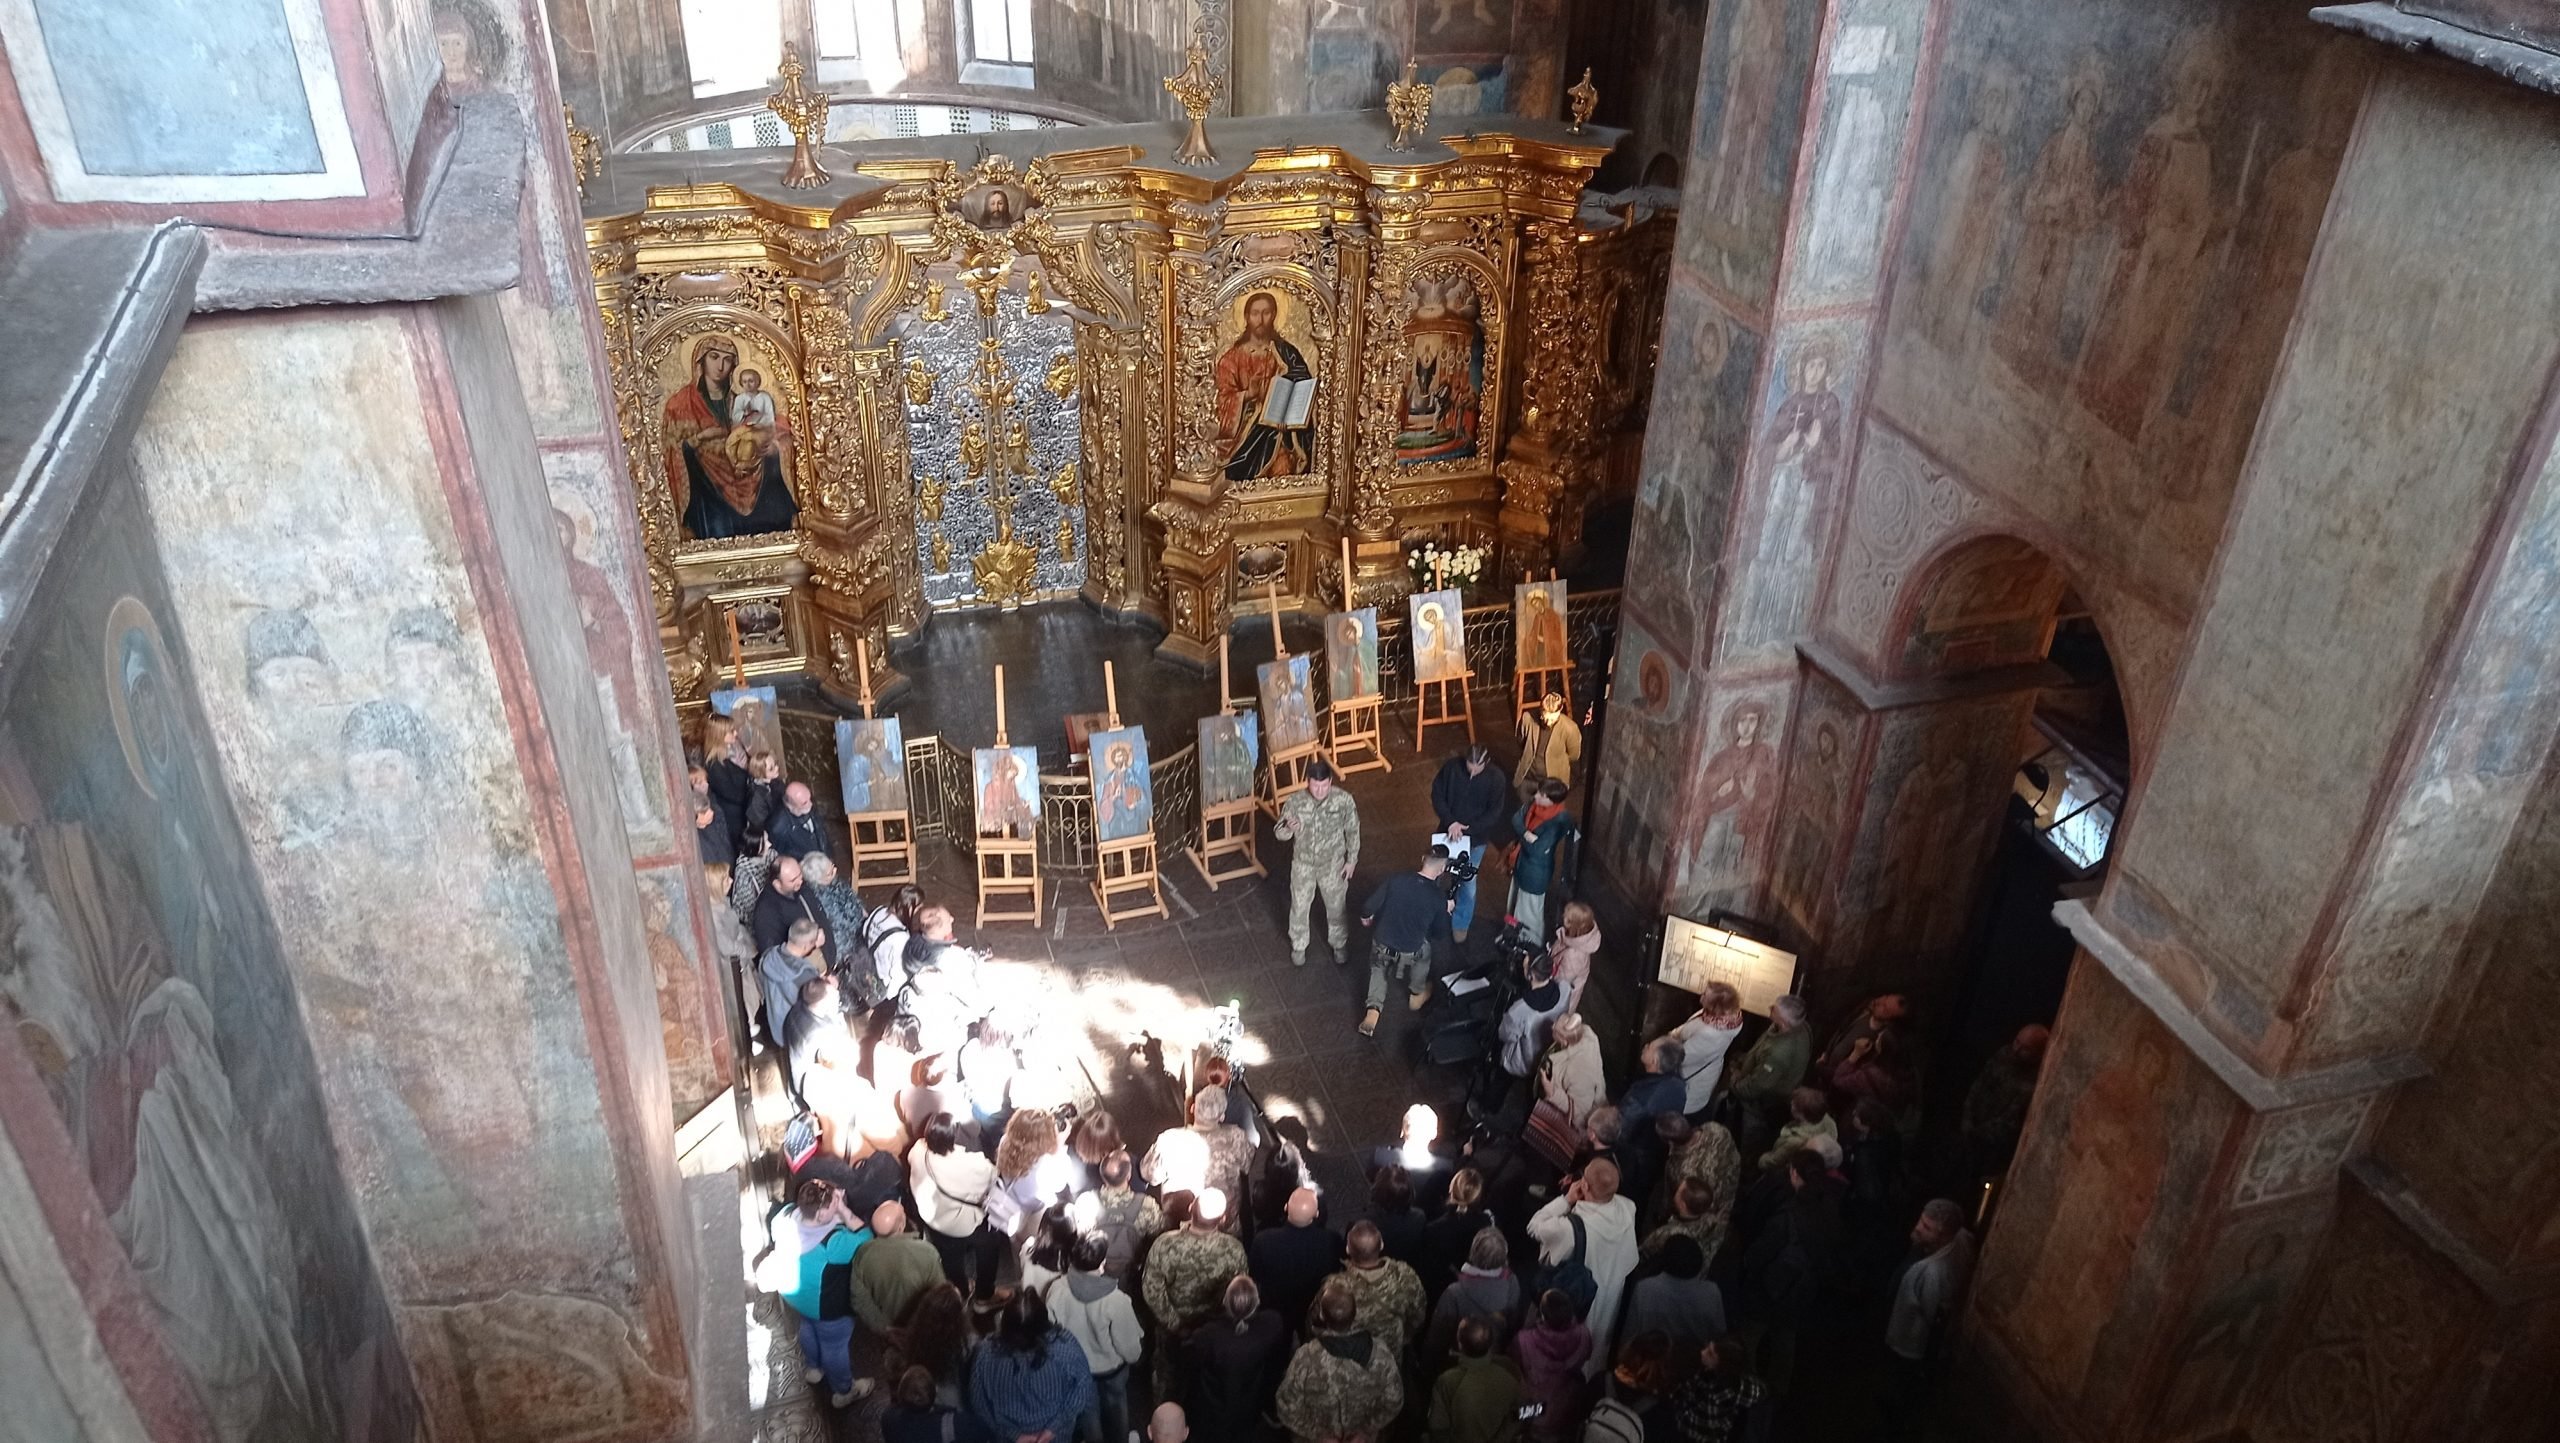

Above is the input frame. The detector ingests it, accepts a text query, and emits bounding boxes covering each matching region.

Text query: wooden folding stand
[1190,636,1267,889]
[1253,578,1321,818]
[1413,555,1476,751]
[975,665,1044,927]
[843,637,918,885]
[1325,537,1392,776]
[1513,567,1573,718]
[1089,662,1169,927]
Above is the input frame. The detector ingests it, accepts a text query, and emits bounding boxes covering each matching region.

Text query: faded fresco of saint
[1215,291,1317,481]
[1326,608,1380,702]
[664,335,798,540]
[2011,1038,2173,1397]
[1089,727,1155,843]
[1258,654,1320,756]
[1722,339,1844,653]
[1692,699,1779,887]
[836,716,908,814]
[1409,590,1469,684]
[1199,711,1260,808]
[1515,579,1568,673]
[974,746,1040,836]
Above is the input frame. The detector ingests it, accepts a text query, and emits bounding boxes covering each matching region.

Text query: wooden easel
[1255,578,1322,818]
[1190,635,1267,889]
[843,638,918,886]
[1326,537,1392,776]
[1514,568,1572,717]
[975,665,1044,927]
[1089,662,1170,927]
[1414,557,1476,751]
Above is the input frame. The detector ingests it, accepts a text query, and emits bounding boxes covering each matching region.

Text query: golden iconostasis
[585,112,1669,710]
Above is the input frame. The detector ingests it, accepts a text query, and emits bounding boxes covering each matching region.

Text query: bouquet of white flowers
[1408,541,1487,592]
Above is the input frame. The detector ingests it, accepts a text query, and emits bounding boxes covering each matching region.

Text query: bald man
[1330,1219,1426,1358]
[1248,1186,1343,1332]
[1147,1402,1189,1443]
[850,1199,943,1332]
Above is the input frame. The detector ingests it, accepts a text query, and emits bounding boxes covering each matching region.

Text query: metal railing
[779,588,1619,878]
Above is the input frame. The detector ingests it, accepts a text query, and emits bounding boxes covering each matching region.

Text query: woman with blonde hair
[1549,901,1601,1013]
[995,1107,1066,1240]
[1538,1012,1607,1130]
[1661,981,1745,1118]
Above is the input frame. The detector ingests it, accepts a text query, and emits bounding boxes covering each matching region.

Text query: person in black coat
[753,857,840,969]
[1366,1165,1428,1269]
[766,780,830,865]
[1429,745,1512,941]
[1247,1187,1344,1333]
[702,717,754,853]
[691,763,736,873]
[1184,1276,1291,1442]
[1417,1166,1496,1301]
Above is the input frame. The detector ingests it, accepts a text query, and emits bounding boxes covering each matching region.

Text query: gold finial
[1057,511,1077,561]
[1043,352,1077,399]
[1567,67,1598,132]
[961,258,1009,317]
[1024,269,1051,314]
[563,105,602,197]
[1164,40,1221,167]
[1385,60,1433,151]
[922,279,950,323]
[766,44,832,188]
[903,358,935,406]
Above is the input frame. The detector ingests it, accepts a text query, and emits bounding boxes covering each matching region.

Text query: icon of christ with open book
[1215,290,1317,480]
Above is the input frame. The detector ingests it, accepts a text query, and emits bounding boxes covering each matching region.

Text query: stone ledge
[0,221,204,660]
[1799,637,2069,712]
[2056,899,2428,1110]
[2344,1156,2560,1308]
[192,94,526,312]
[2315,3,2560,96]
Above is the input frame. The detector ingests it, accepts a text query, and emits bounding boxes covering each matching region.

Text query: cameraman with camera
[1357,846,1457,1037]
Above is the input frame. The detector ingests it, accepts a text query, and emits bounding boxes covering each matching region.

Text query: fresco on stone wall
[1975,969,2229,1424]
[1769,666,1860,941]
[635,864,723,1112]
[1421,59,1506,118]
[1789,0,1927,307]
[1679,0,1824,303]
[0,477,414,1443]
[1716,322,1859,667]
[1309,22,1389,111]
[553,490,667,843]
[1835,694,2022,959]
[1416,0,1513,53]
[1879,6,2368,604]
[1676,688,1788,912]
[1897,535,2067,676]
[2151,1208,2316,1438]
[1626,280,1761,661]
[1591,616,1688,899]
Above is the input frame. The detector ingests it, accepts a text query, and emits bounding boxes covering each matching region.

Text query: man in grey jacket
[1047,1231,1145,1443]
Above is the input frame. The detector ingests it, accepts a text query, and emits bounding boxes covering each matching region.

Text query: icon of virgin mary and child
[665,335,799,539]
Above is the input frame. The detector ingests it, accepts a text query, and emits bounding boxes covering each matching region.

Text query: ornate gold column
[1498,218,1602,578]
[1150,196,1235,666]
[1346,186,1431,604]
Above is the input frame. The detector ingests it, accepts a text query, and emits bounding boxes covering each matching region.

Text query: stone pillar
[450,0,736,1120]
[1587,0,1933,928]
[1958,54,2560,1442]
[132,299,705,1443]
[1771,646,2058,1019]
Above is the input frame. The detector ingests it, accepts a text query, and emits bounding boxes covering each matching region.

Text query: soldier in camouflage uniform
[1273,760,1361,967]
[1330,1221,1427,1360]
[1142,1188,1248,1395]
[1650,1113,1741,1235]
[1277,1280,1404,1443]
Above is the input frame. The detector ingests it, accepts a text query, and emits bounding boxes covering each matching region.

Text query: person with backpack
[1527,1157,1639,1378]
[1045,1232,1145,1443]
[772,1178,874,1409]
[1582,1333,1676,1443]
[1512,1290,1593,1441]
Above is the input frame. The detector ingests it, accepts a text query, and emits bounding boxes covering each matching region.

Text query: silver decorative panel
[902,282,1084,609]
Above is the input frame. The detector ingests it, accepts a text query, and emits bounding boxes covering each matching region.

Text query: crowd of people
[695,714,2046,1443]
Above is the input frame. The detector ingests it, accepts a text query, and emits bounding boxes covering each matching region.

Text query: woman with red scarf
[1508,778,1577,944]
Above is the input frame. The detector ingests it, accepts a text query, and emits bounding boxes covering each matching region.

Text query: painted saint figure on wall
[1397,272,1485,463]
[1215,291,1316,480]
[1692,699,1779,890]
[665,335,798,539]
[1724,342,1844,652]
